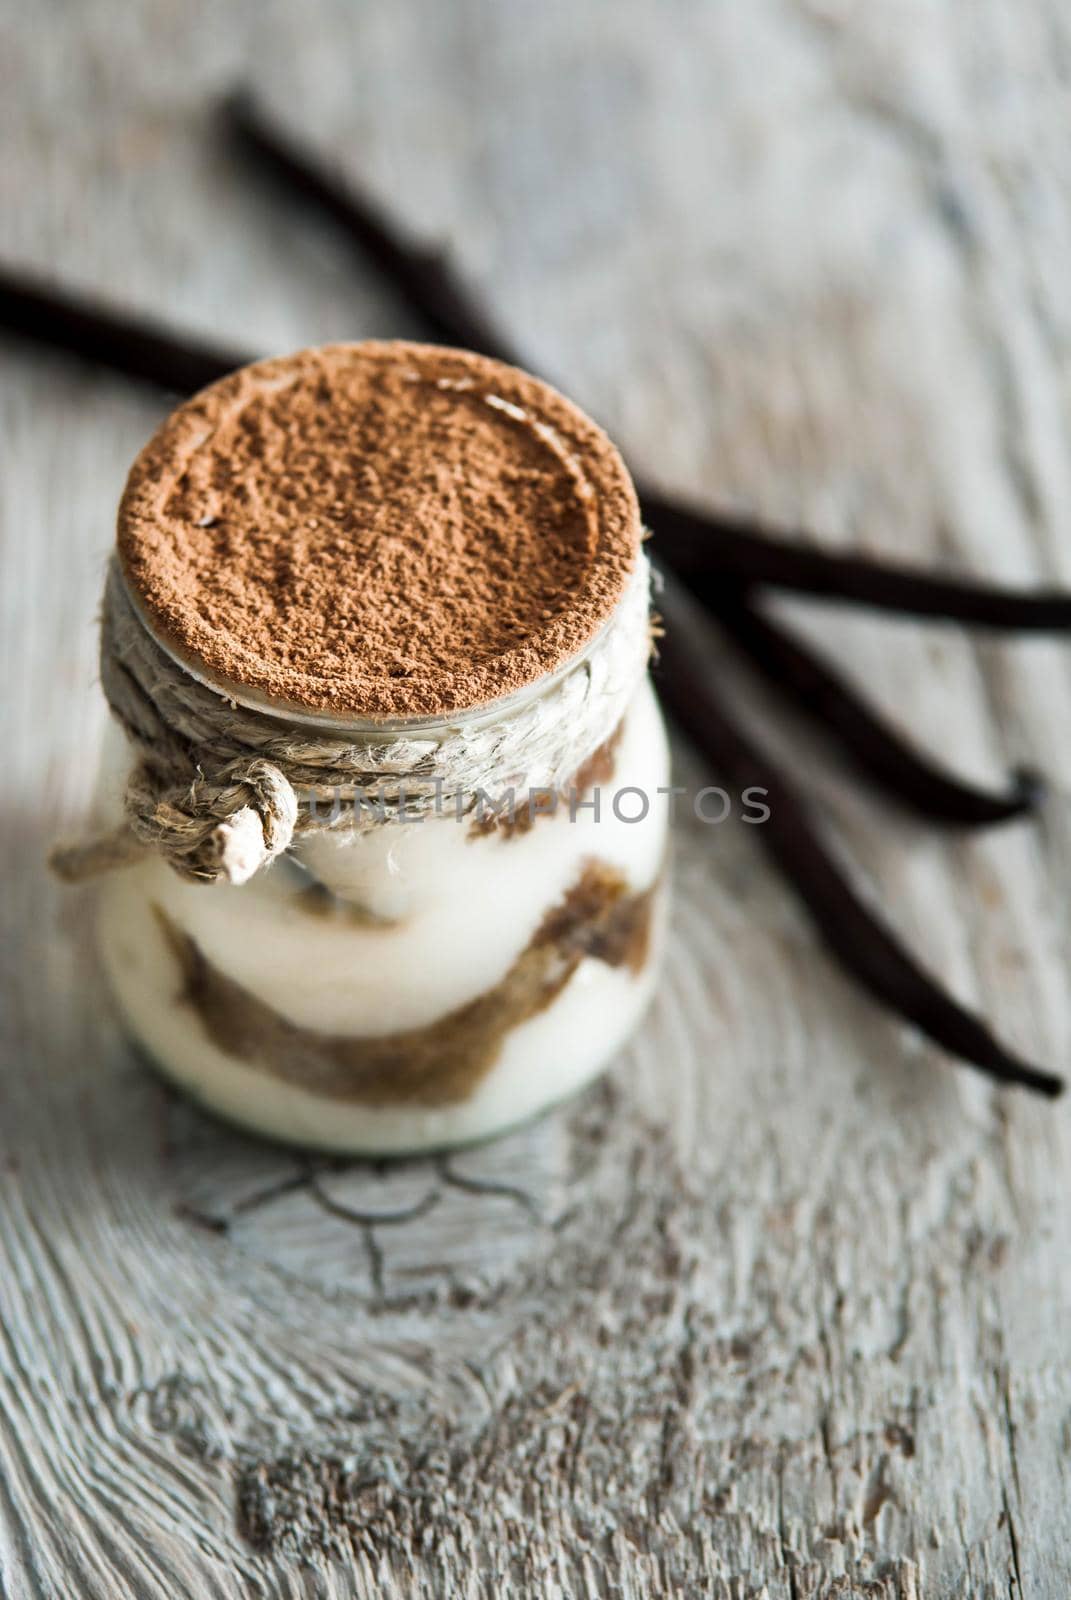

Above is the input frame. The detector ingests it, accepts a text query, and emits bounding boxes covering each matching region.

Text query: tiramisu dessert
[92,341,670,1151]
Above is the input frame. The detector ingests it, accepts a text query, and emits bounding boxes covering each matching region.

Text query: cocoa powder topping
[118,341,640,719]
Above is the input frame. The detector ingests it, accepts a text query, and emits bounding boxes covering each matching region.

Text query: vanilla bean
[710,589,1042,825]
[223,90,520,365]
[649,497,1071,630]
[0,264,246,393]
[221,88,1071,634]
[655,574,1063,1097]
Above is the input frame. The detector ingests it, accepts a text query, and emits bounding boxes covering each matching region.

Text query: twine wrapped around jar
[51,556,653,888]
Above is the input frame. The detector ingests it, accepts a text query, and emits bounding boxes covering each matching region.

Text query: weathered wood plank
[2,0,1071,1594]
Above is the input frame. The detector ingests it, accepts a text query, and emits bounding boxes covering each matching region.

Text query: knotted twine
[50,557,653,888]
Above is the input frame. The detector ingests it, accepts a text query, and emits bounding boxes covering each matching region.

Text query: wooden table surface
[4,2,1071,1595]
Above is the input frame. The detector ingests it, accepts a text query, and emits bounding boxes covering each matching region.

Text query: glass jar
[96,659,669,1153]
[86,341,671,1153]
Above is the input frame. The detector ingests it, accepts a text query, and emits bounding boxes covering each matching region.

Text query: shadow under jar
[92,341,670,1153]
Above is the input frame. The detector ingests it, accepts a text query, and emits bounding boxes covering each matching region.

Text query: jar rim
[121,557,650,741]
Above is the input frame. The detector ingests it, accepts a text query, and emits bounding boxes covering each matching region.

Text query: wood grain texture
[3,1,1071,1594]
